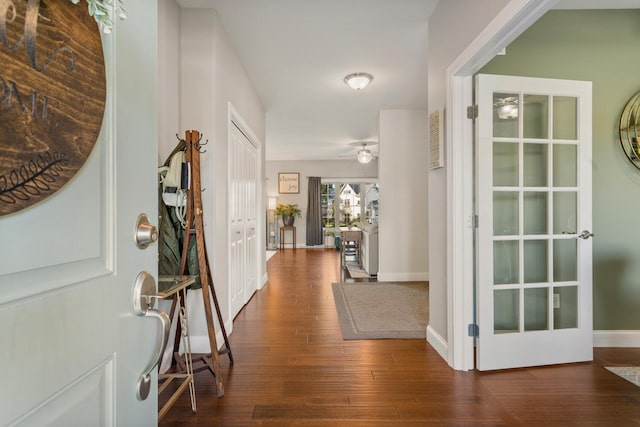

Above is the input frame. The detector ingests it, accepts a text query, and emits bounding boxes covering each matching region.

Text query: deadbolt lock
[135,213,158,249]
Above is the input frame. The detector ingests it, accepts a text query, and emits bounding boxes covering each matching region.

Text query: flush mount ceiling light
[356,143,373,164]
[495,96,519,119]
[344,72,373,90]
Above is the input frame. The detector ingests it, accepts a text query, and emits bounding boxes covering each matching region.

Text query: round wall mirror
[619,91,640,170]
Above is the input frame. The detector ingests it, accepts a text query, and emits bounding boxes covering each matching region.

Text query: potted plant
[274,203,302,226]
[323,229,335,248]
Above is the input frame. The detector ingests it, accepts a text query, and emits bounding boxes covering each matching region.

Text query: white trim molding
[446,0,559,371]
[593,331,640,348]
[377,272,429,282]
[427,325,449,362]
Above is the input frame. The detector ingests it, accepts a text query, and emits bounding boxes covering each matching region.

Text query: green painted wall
[480,10,640,330]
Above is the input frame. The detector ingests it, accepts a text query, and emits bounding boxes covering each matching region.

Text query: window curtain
[306,176,323,246]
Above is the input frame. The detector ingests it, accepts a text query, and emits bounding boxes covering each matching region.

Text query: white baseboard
[277,244,327,249]
[426,324,449,363]
[189,322,234,354]
[421,328,640,369]
[219,320,233,350]
[260,272,268,288]
[188,335,214,354]
[593,330,640,347]
[377,272,429,282]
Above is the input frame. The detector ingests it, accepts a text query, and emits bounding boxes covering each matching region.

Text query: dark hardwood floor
[159,248,640,426]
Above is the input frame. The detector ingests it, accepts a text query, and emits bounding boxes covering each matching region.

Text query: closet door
[229,121,258,319]
[243,131,258,307]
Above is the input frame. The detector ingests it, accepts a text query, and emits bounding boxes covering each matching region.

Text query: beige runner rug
[331,282,428,339]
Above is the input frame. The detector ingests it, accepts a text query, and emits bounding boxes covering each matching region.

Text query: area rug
[346,262,369,278]
[331,282,428,339]
[605,367,640,387]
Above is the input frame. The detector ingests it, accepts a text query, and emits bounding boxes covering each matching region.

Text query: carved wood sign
[0,0,106,215]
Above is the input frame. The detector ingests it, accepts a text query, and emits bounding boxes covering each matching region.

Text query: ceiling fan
[338,142,378,164]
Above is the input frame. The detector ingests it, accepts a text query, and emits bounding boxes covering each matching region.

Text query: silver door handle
[579,230,594,240]
[132,272,170,401]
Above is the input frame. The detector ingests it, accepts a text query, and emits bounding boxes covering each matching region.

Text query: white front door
[229,121,258,318]
[476,74,593,370]
[0,2,159,425]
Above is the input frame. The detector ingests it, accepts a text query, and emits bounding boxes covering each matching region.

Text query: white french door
[229,121,258,319]
[476,74,593,370]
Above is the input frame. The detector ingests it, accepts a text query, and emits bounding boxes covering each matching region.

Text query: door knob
[135,213,158,249]
[579,230,594,240]
[132,271,170,401]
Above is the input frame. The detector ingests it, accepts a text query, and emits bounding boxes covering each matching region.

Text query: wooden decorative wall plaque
[0,0,106,215]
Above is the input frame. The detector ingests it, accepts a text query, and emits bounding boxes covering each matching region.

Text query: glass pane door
[476,74,592,371]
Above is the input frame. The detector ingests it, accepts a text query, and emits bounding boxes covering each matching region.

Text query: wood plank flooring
[159,248,640,426]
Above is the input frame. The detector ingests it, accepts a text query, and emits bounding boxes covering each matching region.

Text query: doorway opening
[321,180,379,279]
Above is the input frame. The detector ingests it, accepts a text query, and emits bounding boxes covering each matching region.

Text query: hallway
[160,249,640,425]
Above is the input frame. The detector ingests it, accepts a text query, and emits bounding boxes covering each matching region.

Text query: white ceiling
[176,0,639,161]
[177,0,438,160]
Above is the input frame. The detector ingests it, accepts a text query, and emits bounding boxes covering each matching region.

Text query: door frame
[445,0,557,370]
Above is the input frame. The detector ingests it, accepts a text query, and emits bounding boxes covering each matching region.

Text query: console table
[279,226,296,249]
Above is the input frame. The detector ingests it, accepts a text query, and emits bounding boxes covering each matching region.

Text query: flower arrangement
[71,0,127,33]
[274,203,301,226]
[274,203,302,219]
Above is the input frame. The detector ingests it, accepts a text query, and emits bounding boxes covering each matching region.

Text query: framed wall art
[278,172,299,194]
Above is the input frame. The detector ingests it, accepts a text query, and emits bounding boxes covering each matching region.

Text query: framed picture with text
[278,172,299,194]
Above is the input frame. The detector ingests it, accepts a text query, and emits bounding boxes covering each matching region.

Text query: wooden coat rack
[171,129,233,398]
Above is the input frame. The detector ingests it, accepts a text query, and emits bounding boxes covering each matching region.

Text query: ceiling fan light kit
[337,142,377,163]
[344,72,373,90]
[357,148,373,164]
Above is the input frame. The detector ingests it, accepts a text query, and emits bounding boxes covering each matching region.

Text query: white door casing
[244,136,258,306]
[475,74,592,371]
[229,119,258,319]
[440,0,558,372]
[229,121,245,319]
[0,1,159,425]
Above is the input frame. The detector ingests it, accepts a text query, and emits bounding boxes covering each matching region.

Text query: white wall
[180,7,266,337]
[378,110,429,282]
[157,3,266,345]
[265,159,378,246]
[427,0,510,345]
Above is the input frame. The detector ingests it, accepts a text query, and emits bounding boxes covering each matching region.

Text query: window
[321,183,335,228]
[364,183,379,224]
[338,184,360,226]
[322,181,378,230]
